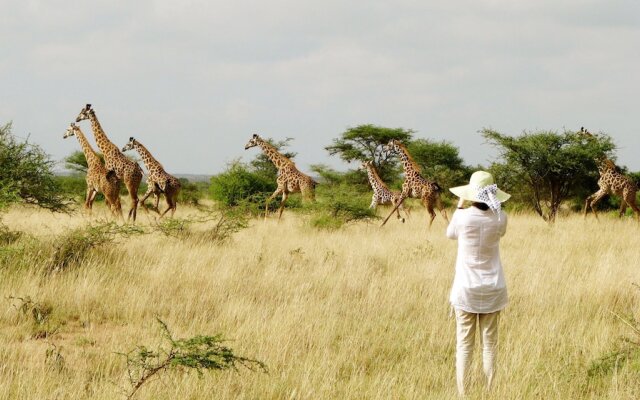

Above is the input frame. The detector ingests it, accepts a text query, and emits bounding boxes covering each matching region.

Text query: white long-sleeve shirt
[446,207,508,314]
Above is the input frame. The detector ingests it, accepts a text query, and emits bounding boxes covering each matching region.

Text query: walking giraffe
[122,137,181,219]
[380,139,448,227]
[244,134,316,220]
[579,128,640,221]
[360,160,410,223]
[62,123,122,218]
[75,104,143,222]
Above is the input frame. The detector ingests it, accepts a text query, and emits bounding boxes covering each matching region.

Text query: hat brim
[449,184,511,203]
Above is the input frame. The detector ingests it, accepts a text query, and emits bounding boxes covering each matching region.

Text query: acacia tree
[0,122,67,212]
[407,139,472,192]
[482,128,615,222]
[325,124,414,183]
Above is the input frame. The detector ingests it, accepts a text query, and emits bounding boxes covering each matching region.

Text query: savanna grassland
[1,205,639,400]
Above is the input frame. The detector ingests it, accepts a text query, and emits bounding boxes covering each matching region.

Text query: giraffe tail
[106,170,118,182]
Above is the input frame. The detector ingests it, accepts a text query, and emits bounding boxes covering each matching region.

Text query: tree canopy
[325,124,414,183]
[406,139,471,191]
[482,128,616,222]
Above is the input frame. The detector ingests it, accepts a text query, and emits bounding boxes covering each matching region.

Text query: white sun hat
[449,171,511,214]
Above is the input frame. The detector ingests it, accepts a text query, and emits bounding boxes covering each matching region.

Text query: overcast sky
[2,0,639,175]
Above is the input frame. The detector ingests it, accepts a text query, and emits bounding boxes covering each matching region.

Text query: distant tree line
[209,124,633,223]
[1,119,635,223]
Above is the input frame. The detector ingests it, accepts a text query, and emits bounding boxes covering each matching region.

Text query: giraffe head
[75,104,93,122]
[359,160,374,171]
[244,134,262,150]
[596,157,617,174]
[384,139,403,155]
[63,123,79,139]
[121,137,137,152]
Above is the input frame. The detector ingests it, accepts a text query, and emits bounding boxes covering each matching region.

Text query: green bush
[54,175,90,202]
[177,178,207,206]
[0,122,67,211]
[209,161,276,207]
[306,184,377,230]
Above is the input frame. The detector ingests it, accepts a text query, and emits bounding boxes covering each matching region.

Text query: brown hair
[472,202,489,211]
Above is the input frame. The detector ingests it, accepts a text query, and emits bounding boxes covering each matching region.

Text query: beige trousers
[454,308,500,396]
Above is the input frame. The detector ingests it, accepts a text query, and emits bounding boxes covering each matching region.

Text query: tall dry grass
[1,206,639,399]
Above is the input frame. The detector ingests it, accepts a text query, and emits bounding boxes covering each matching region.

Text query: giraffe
[359,160,410,223]
[578,128,640,221]
[75,104,143,222]
[121,137,181,219]
[380,139,448,227]
[244,134,316,220]
[63,123,123,218]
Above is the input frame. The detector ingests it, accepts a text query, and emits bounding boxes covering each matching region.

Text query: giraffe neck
[366,165,388,190]
[87,110,118,159]
[133,142,164,172]
[257,140,291,170]
[74,128,102,169]
[396,146,419,175]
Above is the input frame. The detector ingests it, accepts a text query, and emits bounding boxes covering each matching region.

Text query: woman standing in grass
[446,171,511,396]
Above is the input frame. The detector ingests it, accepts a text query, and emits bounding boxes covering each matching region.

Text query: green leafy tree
[326,124,414,183]
[406,139,472,192]
[0,122,67,211]
[482,128,615,222]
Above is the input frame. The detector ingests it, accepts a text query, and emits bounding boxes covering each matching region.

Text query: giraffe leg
[169,191,178,218]
[619,200,628,218]
[401,202,411,220]
[423,197,437,228]
[623,190,640,222]
[369,197,377,210]
[159,195,173,219]
[277,192,289,220]
[158,187,178,219]
[125,180,141,223]
[153,192,161,214]
[170,187,180,218]
[391,199,404,223]
[587,190,607,221]
[265,188,284,221]
[381,193,407,227]
[84,187,94,211]
[436,196,449,223]
[139,187,156,215]
[583,193,597,218]
[111,193,124,220]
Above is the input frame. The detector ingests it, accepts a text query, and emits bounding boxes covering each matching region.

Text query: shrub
[209,161,275,207]
[45,222,143,273]
[178,178,206,206]
[54,175,91,202]
[118,318,267,399]
[0,122,68,212]
[306,184,377,230]
[153,208,248,244]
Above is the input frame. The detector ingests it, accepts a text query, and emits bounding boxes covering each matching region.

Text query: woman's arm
[499,211,508,237]
[446,210,460,239]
